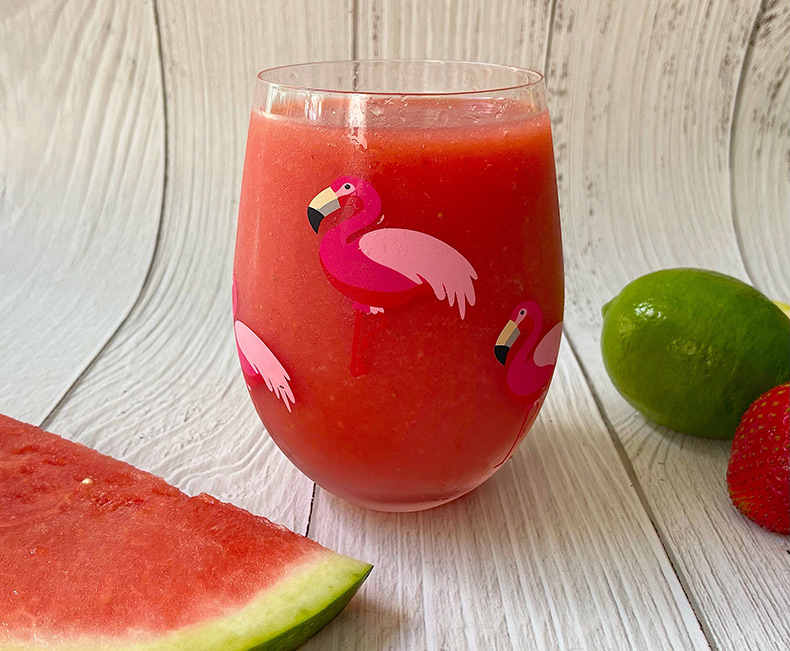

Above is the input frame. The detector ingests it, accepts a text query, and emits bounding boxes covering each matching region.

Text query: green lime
[601,268,790,439]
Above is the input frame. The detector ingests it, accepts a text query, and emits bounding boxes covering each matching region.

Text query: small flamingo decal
[494,300,563,465]
[233,281,295,412]
[308,176,477,375]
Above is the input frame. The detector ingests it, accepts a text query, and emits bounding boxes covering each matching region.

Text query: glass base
[321,484,481,513]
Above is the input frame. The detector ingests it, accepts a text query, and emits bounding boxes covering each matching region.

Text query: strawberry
[727,383,789,535]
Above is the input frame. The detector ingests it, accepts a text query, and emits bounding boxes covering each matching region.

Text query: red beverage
[234,62,563,511]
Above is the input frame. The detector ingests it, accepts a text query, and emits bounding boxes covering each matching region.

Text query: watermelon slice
[0,415,371,650]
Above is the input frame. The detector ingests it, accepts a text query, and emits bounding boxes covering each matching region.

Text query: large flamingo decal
[308,176,477,375]
[494,300,563,464]
[233,280,295,412]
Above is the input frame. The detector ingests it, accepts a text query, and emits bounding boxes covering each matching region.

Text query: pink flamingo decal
[494,300,563,464]
[233,280,295,412]
[308,176,477,375]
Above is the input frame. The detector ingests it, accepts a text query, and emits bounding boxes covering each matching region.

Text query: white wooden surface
[2,1,788,650]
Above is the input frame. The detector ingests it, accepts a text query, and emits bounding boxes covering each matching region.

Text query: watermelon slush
[234,95,563,511]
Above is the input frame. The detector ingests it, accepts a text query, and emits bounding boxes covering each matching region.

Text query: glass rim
[255,59,544,97]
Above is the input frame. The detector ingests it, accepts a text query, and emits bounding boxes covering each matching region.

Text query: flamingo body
[310,176,477,316]
[319,232,428,311]
[506,322,563,402]
[496,300,562,405]
[494,300,562,465]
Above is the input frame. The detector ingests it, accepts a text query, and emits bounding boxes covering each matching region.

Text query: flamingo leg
[350,310,368,377]
[360,312,388,354]
[350,309,388,377]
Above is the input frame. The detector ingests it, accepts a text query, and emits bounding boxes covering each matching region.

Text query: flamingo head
[307,175,370,233]
[494,300,542,365]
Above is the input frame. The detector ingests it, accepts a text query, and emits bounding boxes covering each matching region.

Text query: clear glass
[233,61,563,511]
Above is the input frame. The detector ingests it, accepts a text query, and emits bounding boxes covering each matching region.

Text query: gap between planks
[561,328,717,651]
[40,0,169,432]
[304,483,318,538]
[540,4,718,646]
[727,0,772,288]
[543,0,559,76]
[352,0,359,60]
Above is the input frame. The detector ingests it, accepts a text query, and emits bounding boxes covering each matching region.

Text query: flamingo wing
[533,322,563,368]
[234,320,295,412]
[358,228,478,318]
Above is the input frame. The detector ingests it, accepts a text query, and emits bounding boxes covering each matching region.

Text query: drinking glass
[233,61,563,511]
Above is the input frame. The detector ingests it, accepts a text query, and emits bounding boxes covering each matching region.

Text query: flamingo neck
[512,311,543,367]
[336,187,382,243]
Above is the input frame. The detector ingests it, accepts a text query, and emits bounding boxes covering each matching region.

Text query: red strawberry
[727,383,789,535]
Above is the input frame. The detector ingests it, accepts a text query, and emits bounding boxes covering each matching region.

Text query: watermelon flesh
[0,415,371,650]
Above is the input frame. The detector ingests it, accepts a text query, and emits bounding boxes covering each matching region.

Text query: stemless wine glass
[233,61,563,511]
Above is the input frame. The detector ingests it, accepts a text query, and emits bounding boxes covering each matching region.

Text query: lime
[600,268,790,439]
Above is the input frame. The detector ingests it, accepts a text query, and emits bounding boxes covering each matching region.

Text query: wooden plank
[570,328,790,651]
[0,0,163,424]
[731,0,790,299]
[42,0,353,532]
[307,346,709,650]
[355,0,553,68]
[548,0,752,319]
[549,0,790,648]
[303,2,711,649]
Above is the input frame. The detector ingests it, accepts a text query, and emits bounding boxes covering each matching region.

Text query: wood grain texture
[355,0,553,68]
[731,0,790,299]
[43,0,352,533]
[0,0,163,424]
[569,330,790,651]
[549,0,790,648]
[549,0,753,324]
[307,346,709,651]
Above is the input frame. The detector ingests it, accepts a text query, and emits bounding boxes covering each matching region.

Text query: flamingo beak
[494,320,520,365]
[308,187,340,233]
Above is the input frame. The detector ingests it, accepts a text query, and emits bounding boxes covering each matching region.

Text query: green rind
[249,560,372,651]
[1,551,372,651]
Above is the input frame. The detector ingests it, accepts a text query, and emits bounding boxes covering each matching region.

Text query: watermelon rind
[1,551,372,651]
